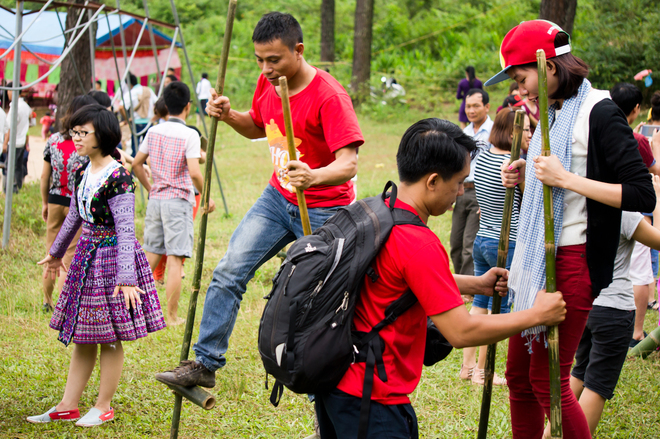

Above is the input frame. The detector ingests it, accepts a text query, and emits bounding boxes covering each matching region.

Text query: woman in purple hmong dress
[28,104,166,428]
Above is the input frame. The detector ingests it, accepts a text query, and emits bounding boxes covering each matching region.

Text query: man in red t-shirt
[156,12,364,388]
[315,119,566,439]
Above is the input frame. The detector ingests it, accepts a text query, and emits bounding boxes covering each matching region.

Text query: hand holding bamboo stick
[537,48,563,439]
[476,109,526,439]
[279,76,313,236]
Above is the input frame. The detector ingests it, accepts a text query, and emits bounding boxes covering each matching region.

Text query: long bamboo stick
[628,325,660,359]
[167,2,237,438]
[279,76,312,236]
[476,109,525,439]
[537,49,562,439]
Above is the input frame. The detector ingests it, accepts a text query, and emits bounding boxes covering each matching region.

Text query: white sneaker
[26,406,80,423]
[75,407,114,427]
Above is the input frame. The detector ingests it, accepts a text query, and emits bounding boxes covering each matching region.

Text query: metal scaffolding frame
[1,0,229,249]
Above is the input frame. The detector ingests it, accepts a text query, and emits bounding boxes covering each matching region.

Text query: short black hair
[166,74,178,83]
[252,12,303,51]
[201,72,208,79]
[69,104,122,157]
[466,88,489,105]
[61,94,97,138]
[397,118,477,183]
[129,73,138,86]
[163,81,190,115]
[88,90,112,108]
[95,80,102,86]
[154,96,168,119]
[652,91,660,122]
[611,82,642,117]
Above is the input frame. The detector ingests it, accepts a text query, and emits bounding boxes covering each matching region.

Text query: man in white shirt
[122,73,157,157]
[196,72,212,124]
[450,88,493,278]
[2,83,32,193]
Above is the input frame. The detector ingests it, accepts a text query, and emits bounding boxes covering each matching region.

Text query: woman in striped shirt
[460,107,531,385]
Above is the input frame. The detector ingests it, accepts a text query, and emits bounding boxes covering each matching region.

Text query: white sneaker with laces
[75,407,114,427]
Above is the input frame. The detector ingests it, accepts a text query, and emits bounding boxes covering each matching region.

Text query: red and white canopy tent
[0,3,182,98]
[1,0,228,248]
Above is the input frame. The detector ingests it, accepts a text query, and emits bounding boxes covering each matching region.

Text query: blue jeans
[131,123,147,157]
[472,235,514,313]
[193,185,340,371]
[651,248,658,279]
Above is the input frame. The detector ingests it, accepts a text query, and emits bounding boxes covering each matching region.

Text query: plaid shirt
[138,118,201,205]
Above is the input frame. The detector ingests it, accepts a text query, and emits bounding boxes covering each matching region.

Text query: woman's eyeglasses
[69,129,95,139]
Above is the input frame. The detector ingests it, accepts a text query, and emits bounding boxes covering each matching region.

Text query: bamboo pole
[278,76,312,236]
[628,325,660,359]
[537,48,562,439]
[166,2,237,438]
[162,382,216,410]
[476,109,525,439]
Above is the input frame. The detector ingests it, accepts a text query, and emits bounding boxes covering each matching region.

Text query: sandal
[648,300,657,310]
[472,368,507,386]
[459,364,474,381]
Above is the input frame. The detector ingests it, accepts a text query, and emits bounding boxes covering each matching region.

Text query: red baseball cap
[485,20,572,86]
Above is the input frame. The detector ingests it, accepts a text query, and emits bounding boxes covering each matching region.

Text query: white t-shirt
[558,89,610,247]
[196,78,212,100]
[124,85,157,123]
[592,211,643,311]
[5,98,32,147]
[0,108,6,138]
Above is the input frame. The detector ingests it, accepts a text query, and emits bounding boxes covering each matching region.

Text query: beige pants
[43,203,82,305]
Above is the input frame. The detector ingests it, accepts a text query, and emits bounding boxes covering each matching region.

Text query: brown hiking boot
[155,360,216,388]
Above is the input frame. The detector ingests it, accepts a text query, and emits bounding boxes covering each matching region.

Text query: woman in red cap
[487,20,655,438]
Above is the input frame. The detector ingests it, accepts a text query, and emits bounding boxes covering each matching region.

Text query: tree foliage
[3,0,658,112]
[572,0,660,103]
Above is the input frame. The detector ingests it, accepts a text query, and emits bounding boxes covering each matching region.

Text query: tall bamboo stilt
[537,48,562,439]
[476,109,526,439]
[278,76,312,236]
[166,2,237,438]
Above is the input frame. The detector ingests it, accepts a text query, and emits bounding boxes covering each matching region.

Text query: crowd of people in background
[1,10,657,439]
[454,20,660,439]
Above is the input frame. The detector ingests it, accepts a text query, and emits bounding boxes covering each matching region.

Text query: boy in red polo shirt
[315,118,567,438]
[156,12,364,387]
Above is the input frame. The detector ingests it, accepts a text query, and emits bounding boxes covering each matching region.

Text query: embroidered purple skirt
[50,223,166,345]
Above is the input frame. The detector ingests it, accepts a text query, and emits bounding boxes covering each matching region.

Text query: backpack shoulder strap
[391,208,427,228]
[354,288,419,439]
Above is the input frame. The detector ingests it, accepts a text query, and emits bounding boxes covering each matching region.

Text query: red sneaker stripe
[49,409,81,420]
[99,409,114,421]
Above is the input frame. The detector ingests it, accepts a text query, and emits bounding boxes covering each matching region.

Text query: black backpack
[257,182,452,437]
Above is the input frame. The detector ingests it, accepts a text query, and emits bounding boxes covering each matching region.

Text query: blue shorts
[472,235,514,313]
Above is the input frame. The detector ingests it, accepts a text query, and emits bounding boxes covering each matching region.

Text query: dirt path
[25,135,45,185]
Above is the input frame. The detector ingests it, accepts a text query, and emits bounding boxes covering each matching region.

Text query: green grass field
[1,113,659,438]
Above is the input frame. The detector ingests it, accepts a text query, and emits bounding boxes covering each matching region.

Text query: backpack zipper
[298,280,324,326]
[330,291,350,328]
[271,264,296,354]
[282,265,296,296]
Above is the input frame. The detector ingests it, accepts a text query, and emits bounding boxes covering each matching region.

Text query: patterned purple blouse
[49,163,138,286]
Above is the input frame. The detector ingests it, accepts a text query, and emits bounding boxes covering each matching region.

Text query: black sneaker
[155,360,216,388]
